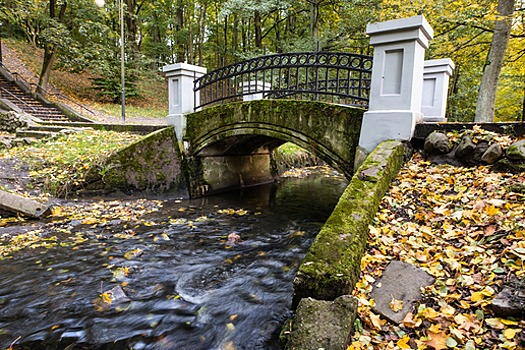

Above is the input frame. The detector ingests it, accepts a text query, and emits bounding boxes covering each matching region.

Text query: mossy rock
[100,127,188,193]
[491,158,525,174]
[281,295,357,350]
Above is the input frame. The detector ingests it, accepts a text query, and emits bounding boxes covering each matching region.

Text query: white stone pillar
[162,63,207,140]
[359,15,434,152]
[242,80,272,101]
[422,58,455,122]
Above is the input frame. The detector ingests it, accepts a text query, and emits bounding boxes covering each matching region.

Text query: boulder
[282,295,357,350]
[492,158,525,174]
[506,140,525,161]
[424,132,450,155]
[481,143,503,164]
[454,135,476,160]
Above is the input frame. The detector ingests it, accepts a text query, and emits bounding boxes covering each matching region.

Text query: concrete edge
[282,140,409,349]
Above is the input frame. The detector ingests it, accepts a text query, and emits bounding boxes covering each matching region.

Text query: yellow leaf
[500,319,519,326]
[422,329,448,350]
[368,312,386,331]
[428,323,442,333]
[389,298,403,312]
[419,307,439,320]
[484,205,500,216]
[503,328,517,340]
[485,318,505,329]
[396,335,411,349]
[470,292,484,302]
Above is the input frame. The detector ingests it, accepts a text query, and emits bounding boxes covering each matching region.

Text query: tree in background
[0,0,523,120]
[475,0,516,122]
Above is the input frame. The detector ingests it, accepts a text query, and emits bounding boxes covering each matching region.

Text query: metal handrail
[0,60,96,116]
[32,83,97,116]
[194,51,373,110]
[0,86,37,111]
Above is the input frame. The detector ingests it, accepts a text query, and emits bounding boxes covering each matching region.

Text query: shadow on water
[0,170,347,350]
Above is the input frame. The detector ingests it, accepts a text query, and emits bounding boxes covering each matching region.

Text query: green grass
[90,102,167,120]
[2,129,141,196]
[273,143,322,173]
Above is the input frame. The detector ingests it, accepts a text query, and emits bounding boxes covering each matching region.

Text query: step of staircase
[15,129,58,139]
[0,75,73,122]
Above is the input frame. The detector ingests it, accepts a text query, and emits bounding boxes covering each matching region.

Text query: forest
[0,0,523,122]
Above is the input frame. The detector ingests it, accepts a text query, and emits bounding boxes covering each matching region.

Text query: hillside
[1,38,168,125]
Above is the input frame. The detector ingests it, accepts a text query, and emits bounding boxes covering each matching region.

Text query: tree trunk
[522,78,525,122]
[254,11,262,49]
[474,0,515,122]
[310,1,319,45]
[37,0,67,94]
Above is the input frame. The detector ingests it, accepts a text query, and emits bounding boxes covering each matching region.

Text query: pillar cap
[162,62,207,76]
[367,15,434,48]
[424,58,455,75]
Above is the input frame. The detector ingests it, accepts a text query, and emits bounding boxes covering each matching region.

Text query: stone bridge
[184,100,364,195]
[161,15,454,196]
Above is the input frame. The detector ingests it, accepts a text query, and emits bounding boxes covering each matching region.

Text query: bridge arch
[184,100,364,195]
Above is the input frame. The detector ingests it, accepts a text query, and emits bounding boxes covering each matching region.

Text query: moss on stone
[99,127,188,193]
[292,140,408,304]
[185,100,364,179]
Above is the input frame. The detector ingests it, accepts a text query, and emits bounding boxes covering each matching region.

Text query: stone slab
[371,260,435,324]
[0,189,50,218]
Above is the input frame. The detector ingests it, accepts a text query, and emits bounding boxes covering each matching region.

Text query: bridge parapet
[194,52,373,110]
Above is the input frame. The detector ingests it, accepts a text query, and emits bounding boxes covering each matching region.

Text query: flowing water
[0,170,347,350]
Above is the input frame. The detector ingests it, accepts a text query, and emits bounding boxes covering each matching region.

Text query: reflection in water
[0,171,347,349]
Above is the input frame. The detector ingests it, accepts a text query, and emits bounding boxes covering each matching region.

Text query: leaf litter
[349,151,525,350]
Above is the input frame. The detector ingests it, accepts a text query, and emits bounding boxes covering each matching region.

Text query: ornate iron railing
[194,51,373,110]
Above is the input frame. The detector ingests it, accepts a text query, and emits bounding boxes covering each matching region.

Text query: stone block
[283,295,357,350]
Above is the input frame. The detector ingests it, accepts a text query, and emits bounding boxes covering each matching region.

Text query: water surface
[0,170,347,349]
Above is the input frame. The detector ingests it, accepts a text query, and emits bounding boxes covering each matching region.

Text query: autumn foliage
[350,151,525,349]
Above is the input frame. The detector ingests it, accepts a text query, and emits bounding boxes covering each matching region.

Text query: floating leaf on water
[124,248,143,260]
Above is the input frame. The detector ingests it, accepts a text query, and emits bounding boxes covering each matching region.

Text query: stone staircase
[0,74,70,123]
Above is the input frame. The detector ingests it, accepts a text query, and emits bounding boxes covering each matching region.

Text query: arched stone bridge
[184,100,364,196]
[162,16,454,197]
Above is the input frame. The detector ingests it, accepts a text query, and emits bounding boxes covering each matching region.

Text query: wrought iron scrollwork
[194,51,373,110]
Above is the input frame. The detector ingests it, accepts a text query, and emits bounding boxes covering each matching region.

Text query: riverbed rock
[282,295,357,350]
[506,140,525,161]
[371,260,435,324]
[491,284,525,318]
[424,132,450,155]
[454,135,475,160]
[482,143,503,164]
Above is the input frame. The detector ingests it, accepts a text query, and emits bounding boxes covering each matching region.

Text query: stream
[0,169,347,350]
